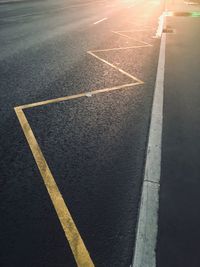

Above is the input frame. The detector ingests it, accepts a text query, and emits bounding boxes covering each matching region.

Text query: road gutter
[132,32,166,267]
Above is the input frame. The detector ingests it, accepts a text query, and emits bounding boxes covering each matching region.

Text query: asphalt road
[0,0,164,266]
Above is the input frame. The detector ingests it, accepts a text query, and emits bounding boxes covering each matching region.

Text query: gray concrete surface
[157,1,200,266]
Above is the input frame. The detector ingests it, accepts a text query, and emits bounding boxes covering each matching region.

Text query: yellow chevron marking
[14,29,153,266]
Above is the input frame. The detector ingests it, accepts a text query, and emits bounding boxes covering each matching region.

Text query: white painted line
[132,32,166,267]
[155,13,165,38]
[93,17,107,25]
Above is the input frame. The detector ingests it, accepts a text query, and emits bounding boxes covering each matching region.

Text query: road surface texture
[0,0,164,266]
[157,0,200,267]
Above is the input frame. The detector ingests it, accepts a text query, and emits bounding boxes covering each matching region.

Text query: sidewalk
[157,1,200,266]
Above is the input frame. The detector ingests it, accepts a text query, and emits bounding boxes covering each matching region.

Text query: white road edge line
[132,32,166,267]
[156,13,165,38]
[93,17,107,24]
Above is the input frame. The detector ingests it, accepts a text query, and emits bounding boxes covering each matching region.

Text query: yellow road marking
[14,29,153,266]
[87,51,143,84]
[17,30,150,110]
[93,17,107,25]
[88,45,150,53]
[88,30,152,53]
[17,29,151,111]
[14,107,94,267]
[112,31,152,46]
[17,83,141,110]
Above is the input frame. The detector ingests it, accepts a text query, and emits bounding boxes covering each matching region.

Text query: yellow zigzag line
[17,31,152,109]
[14,30,153,267]
[87,30,152,89]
